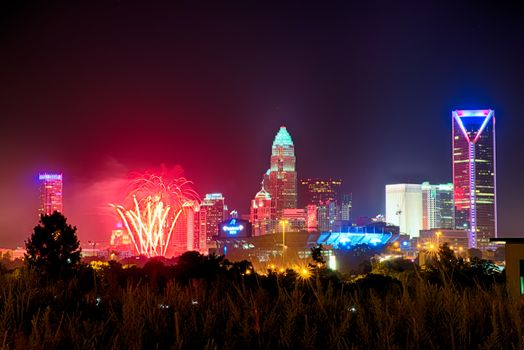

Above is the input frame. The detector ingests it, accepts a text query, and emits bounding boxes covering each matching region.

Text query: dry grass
[0,266,521,349]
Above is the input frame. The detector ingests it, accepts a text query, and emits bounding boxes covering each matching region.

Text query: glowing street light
[436,231,442,247]
[280,219,288,263]
[299,268,310,279]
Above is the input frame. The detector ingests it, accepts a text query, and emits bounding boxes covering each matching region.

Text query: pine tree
[25,211,82,279]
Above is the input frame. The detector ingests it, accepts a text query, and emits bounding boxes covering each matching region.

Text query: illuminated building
[340,193,352,222]
[193,207,208,252]
[38,173,63,216]
[452,109,497,249]
[250,186,274,236]
[267,126,297,218]
[317,202,340,232]
[199,193,225,241]
[306,204,318,232]
[281,209,307,232]
[385,184,422,237]
[110,226,131,246]
[421,182,454,230]
[171,207,204,255]
[218,218,252,238]
[299,178,349,232]
[109,224,134,258]
[299,179,341,207]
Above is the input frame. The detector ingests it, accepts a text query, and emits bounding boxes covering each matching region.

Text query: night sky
[1,0,524,247]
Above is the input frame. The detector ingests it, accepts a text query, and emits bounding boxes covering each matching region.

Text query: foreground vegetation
[0,247,519,350]
[0,212,518,349]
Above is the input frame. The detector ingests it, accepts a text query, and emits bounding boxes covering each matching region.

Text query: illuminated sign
[222,219,244,235]
[39,174,62,180]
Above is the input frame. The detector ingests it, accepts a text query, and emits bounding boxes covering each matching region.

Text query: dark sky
[1,0,523,247]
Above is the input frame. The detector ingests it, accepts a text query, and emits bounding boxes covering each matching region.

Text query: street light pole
[280,220,288,263]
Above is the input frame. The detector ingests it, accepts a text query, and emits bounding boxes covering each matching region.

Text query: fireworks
[111,174,200,257]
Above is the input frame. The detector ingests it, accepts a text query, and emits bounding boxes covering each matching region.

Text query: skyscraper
[267,126,297,218]
[38,173,63,216]
[340,193,353,222]
[421,182,454,230]
[199,193,226,241]
[299,179,341,208]
[385,184,423,237]
[299,179,351,232]
[452,109,497,249]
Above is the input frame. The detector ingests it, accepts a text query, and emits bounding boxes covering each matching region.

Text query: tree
[25,211,82,279]
[310,244,326,267]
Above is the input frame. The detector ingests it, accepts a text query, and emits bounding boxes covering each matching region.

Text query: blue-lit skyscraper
[452,109,496,250]
[38,173,63,216]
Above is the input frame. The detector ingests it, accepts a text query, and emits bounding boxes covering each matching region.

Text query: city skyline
[1,1,524,247]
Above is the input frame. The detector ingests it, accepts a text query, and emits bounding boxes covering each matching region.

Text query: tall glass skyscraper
[199,193,225,241]
[452,109,497,249]
[267,126,297,218]
[421,182,454,230]
[38,173,63,216]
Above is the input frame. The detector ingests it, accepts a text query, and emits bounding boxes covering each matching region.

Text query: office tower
[385,184,423,237]
[340,193,352,229]
[421,182,454,230]
[316,201,340,232]
[299,178,345,232]
[193,207,208,253]
[250,186,274,236]
[267,126,297,218]
[199,193,225,241]
[452,109,497,249]
[299,179,341,208]
[38,173,63,216]
[172,206,200,255]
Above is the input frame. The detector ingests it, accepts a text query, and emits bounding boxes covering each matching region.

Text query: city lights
[111,174,199,257]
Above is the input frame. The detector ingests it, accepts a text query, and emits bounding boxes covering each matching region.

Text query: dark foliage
[423,243,504,289]
[310,244,326,266]
[0,247,519,349]
[24,211,82,279]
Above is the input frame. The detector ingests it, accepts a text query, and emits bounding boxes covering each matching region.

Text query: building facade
[385,184,423,237]
[250,186,274,236]
[421,182,454,230]
[452,109,497,249]
[340,193,352,223]
[299,179,341,208]
[299,178,351,232]
[199,193,226,241]
[267,126,297,218]
[38,173,63,216]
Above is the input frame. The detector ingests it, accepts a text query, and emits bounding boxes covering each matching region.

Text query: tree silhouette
[25,211,82,279]
[310,244,326,267]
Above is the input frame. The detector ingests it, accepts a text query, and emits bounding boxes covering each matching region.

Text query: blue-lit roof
[272,126,294,148]
[316,232,396,250]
